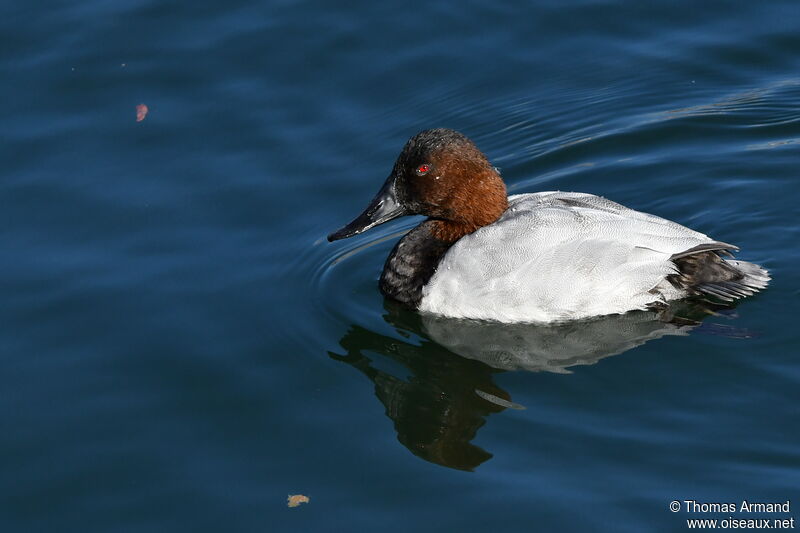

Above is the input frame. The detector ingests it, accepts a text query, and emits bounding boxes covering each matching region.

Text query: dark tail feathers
[667,243,770,303]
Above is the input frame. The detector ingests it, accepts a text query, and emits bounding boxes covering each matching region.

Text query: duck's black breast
[379,221,454,308]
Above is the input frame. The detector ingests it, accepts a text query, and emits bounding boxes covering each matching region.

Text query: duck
[328,128,769,323]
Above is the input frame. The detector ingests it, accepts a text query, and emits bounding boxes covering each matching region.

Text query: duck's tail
[694,259,770,302]
[668,243,770,303]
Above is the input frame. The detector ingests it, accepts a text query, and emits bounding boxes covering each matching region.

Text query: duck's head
[328,128,508,243]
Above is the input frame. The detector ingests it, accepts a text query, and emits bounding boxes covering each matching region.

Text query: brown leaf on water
[287,494,310,508]
[136,104,148,122]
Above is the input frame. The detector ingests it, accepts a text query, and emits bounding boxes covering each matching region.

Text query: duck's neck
[380,178,509,308]
[379,220,457,308]
[427,170,508,242]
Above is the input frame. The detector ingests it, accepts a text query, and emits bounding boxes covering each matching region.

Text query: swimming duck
[328,128,769,323]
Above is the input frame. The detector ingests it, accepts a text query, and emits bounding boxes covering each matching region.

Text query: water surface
[2,1,799,531]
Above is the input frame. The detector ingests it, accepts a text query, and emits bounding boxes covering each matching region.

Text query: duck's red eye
[416,163,432,175]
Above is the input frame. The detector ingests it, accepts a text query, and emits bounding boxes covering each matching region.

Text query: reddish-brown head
[328,129,508,243]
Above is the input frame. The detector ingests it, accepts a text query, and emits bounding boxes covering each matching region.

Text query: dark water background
[2,1,799,531]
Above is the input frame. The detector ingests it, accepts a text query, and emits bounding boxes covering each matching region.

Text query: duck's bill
[328,178,408,241]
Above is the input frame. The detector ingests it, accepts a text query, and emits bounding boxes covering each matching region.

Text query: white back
[419,192,716,322]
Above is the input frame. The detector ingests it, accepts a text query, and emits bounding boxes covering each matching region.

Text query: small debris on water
[287,494,310,508]
[136,103,148,122]
[475,389,526,410]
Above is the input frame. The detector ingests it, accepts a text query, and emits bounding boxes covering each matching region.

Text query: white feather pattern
[419,192,720,323]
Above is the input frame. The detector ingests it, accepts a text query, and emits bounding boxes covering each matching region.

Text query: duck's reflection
[329,300,731,471]
[329,316,507,471]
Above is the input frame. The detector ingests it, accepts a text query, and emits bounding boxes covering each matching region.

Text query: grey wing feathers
[669,241,739,260]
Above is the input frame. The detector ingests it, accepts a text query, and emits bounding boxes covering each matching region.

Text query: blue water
[2,1,799,531]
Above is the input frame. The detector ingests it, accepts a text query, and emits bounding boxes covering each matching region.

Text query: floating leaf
[136,103,148,122]
[287,494,309,508]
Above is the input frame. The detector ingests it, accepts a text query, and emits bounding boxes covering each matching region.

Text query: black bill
[328,177,408,241]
